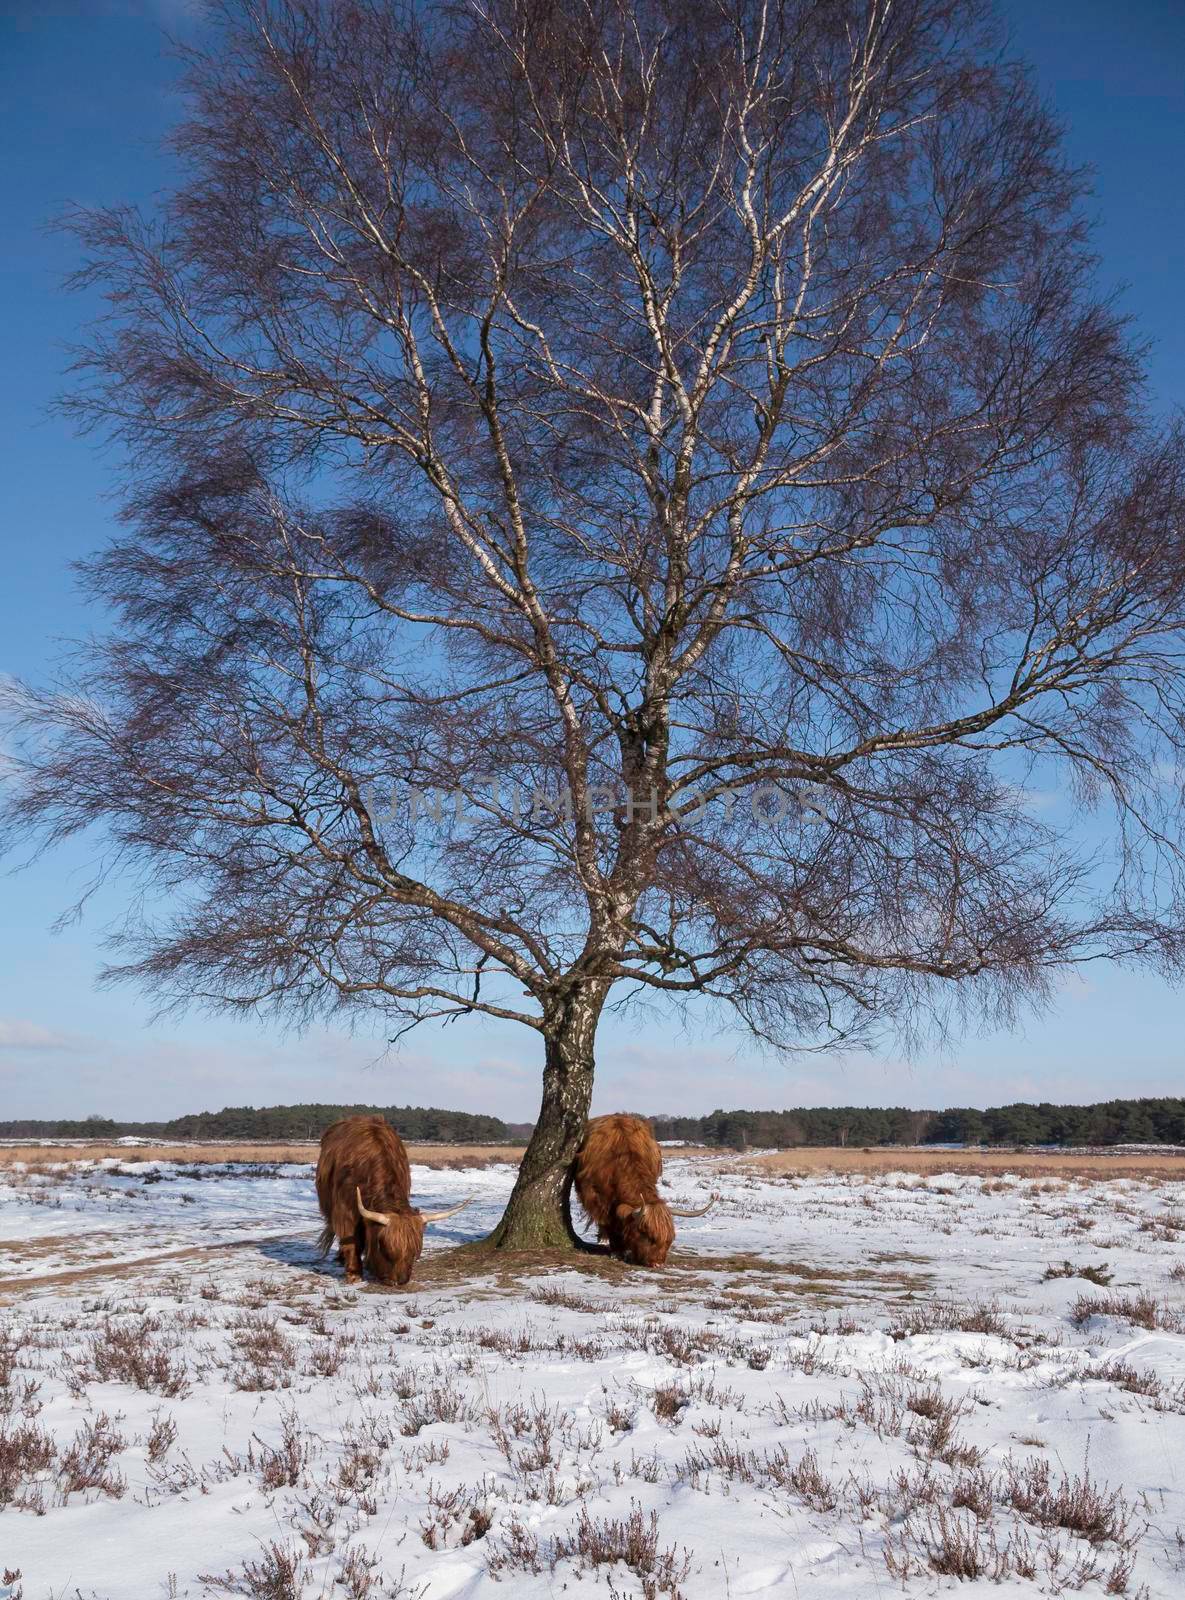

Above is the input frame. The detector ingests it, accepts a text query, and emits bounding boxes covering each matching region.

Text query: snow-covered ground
[2,1154,1184,1599]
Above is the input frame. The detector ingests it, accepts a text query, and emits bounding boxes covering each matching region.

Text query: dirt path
[0,1231,308,1302]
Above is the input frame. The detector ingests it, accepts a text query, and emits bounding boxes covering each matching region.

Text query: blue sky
[1,0,1182,1122]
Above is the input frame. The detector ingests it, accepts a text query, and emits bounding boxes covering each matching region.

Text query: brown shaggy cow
[315,1115,473,1285]
[572,1113,717,1266]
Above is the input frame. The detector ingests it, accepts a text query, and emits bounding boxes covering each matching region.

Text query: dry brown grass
[0,1141,526,1168]
[748,1147,1185,1180]
[9,1139,1178,1181]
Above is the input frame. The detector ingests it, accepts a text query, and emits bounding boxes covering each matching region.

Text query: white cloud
[0,1018,85,1052]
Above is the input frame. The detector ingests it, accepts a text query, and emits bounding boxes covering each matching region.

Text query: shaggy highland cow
[315,1115,473,1285]
[572,1113,717,1266]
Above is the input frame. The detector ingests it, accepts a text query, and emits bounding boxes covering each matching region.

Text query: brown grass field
[748,1145,1185,1180]
[1,1139,1183,1180]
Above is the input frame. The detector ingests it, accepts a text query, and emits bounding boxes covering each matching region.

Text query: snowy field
[2,1154,1185,1599]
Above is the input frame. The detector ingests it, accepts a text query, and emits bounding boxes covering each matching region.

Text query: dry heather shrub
[334,1426,387,1512]
[885,1509,1119,1588]
[334,1546,427,1600]
[201,1541,307,1599]
[1070,1291,1177,1331]
[627,1447,663,1483]
[146,1412,178,1462]
[904,1387,984,1470]
[229,1315,297,1391]
[473,1325,546,1357]
[1044,1260,1114,1285]
[552,1505,691,1599]
[1003,1458,1144,1547]
[88,1318,190,1397]
[419,1482,493,1550]
[651,1380,690,1423]
[305,1337,346,1379]
[251,1404,309,1493]
[290,1489,337,1558]
[403,1440,450,1473]
[0,1420,56,1511]
[951,1468,995,1519]
[0,1333,39,1421]
[500,1402,559,1473]
[791,1373,984,1472]
[1076,1359,1163,1398]
[601,1398,635,1434]
[885,1508,1015,1581]
[766,1446,840,1512]
[889,1298,1010,1339]
[336,1544,378,1600]
[678,1437,760,1490]
[0,1331,17,1392]
[486,1516,544,1578]
[401,1380,468,1436]
[529,1284,603,1313]
[57,1412,126,1500]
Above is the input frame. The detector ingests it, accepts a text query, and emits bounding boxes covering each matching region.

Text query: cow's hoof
[345,1273,362,1284]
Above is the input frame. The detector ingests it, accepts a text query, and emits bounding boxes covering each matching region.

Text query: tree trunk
[484,991,602,1250]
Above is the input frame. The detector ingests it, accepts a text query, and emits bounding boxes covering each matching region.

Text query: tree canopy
[3,0,1184,1245]
[5,1097,1183,1150]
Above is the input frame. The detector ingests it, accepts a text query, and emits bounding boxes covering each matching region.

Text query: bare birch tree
[4,0,1185,1245]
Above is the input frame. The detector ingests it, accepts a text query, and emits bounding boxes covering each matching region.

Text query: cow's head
[355,1188,474,1285]
[613,1191,719,1267]
[614,1197,675,1265]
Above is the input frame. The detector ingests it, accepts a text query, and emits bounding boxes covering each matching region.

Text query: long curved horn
[356,1186,391,1225]
[668,1192,719,1219]
[420,1193,476,1225]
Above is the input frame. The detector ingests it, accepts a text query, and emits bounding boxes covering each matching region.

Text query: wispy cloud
[0,1018,86,1052]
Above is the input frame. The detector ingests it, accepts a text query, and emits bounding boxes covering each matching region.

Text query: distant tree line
[652,1098,1185,1150]
[3,1097,1183,1150]
[0,1103,519,1143]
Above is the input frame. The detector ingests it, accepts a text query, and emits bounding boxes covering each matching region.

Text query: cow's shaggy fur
[573,1113,677,1266]
[315,1115,425,1285]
